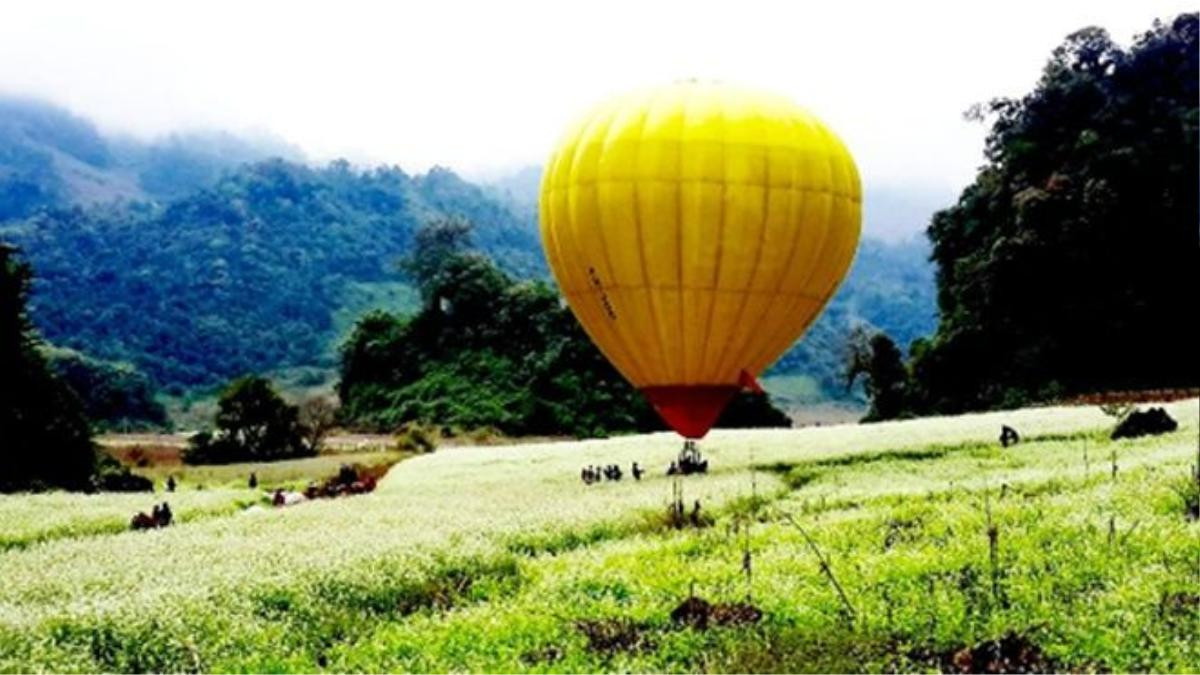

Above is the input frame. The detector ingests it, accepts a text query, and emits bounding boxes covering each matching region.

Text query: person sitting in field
[156,502,173,527]
[248,472,258,489]
[1000,425,1020,448]
[131,511,156,530]
[632,462,643,481]
[273,489,286,507]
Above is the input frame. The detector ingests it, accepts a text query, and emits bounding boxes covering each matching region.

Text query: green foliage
[0,244,97,492]
[91,454,154,492]
[399,216,474,306]
[768,238,936,400]
[393,423,438,454]
[0,157,544,393]
[42,346,168,431]
[912,14,1199,413]
[845,327,912,422]
[1,399,1195,671]
[716,393,793,429]
[186,375,313,464]
[1,97,940,408]
[340,222,789,437]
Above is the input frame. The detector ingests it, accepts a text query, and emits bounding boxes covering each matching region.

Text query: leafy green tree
[338,220,789,437]
[399,217,474,308]
[186,375,312,464]
[0,244,96,491]
[716,393,793,429]
[43,346,168,431]
[845,327,911,421]
[912,14,1198,413]
[1,159,544,392]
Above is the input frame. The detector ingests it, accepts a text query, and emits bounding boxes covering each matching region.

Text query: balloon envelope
[539,82,861,437]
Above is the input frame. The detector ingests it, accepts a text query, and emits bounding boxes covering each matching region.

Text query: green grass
[0,400,1196,672]
[0,450,408,552]
[131,449,407,489]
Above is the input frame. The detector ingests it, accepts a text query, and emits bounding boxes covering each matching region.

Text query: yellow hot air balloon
[539,81,861,438]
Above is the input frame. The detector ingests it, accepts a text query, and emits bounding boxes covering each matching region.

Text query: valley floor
[1,400,1197,672]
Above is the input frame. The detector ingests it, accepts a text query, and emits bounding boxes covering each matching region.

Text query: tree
[0,244,97,491]
[912,14,1198,413]
[716,392,793,429]
[399,217,475,309]
[845,327,910,422]
[43,346,168,431]
[298,396,337,453]
[186,375,311,464]
[338,222,790,438]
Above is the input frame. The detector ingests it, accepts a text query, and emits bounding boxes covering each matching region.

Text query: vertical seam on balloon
[541,155,570,291]
[740,113,819,374]
[815,136,860,300]
[744,115,842,375]
[809,126,843,299]
[551,146,633,378]
[697,86,728,382]
[744,129,846,375]
[676,85,689,383]
[589,102,658,384]
[560,105,648,384]
[633,87,675,384]
[711,107,774,380]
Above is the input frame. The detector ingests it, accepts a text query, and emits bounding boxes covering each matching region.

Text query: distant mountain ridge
[0,95,300,218]
[1,96,937,406]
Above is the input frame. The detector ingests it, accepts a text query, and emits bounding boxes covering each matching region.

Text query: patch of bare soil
[574,618,656,654]
[520,645,564,665]
[670,596,763,630]
[1159,591,1200,628]
[913,632,1055,674]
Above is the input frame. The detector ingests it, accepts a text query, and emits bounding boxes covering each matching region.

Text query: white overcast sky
[0,0,1191,193]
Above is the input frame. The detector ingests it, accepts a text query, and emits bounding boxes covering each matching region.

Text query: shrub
[185,375,313,464]
[394,423,437,454]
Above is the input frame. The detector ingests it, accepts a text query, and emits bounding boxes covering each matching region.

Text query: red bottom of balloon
[640,385,740,439]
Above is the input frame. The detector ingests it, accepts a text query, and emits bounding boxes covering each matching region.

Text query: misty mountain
[1,158,544,390]
[0,95,298,219]
[1,97,938,406]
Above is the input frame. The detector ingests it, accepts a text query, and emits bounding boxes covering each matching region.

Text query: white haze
[0,0,1191,239]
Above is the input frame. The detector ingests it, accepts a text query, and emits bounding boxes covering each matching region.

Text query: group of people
[130,502,173,530]
[581,462,644,484]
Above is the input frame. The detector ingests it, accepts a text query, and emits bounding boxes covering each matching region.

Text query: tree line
[851,14,1198,421]
[337,218,791,437]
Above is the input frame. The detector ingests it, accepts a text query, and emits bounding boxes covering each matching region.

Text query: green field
[0,400,1197,672]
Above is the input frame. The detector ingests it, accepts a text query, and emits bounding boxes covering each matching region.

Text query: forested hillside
[904,14,1199,413]
[1,96,937,413]
[766,237,935,400]
[1,160,543,390]
[0,96,299,218]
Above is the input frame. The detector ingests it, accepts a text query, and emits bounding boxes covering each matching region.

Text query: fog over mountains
[1,94,939,407]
